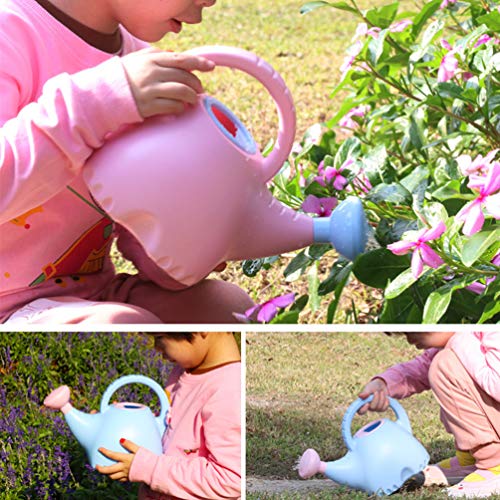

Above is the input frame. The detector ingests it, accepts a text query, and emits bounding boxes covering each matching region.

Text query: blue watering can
[44,375,170,468]
[298,396,430,495]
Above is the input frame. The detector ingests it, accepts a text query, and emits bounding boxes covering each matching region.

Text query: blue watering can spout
[64,408,103,453]
[313,197,369,260]
[323,452,362,488]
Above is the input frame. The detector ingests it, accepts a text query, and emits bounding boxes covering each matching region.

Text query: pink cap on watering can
[83,46,368,289]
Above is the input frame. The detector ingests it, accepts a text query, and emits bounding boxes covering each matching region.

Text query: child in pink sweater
[96,332,242,500]
[0,0,253,325]
[359,332,500,498]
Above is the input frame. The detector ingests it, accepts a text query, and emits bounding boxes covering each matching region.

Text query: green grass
[245,333,499,499]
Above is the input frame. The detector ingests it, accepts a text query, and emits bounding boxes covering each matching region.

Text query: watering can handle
[185,45,296,183]
[100,374,170,426]
[341,396,412,451]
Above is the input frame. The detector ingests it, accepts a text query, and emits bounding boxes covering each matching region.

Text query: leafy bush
[0,333,169,499]
[249,0,499,323]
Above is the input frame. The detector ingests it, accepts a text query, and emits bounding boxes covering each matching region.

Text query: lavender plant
[0,333,169,498]
[246,0,499,323]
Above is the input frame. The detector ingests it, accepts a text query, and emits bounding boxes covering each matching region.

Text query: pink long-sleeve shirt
[129,362,242,500]
[0,0,147,320]
[376,332,500,403]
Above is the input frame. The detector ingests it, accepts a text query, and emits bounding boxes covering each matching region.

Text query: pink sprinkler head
[44,385,72,414]
[297,448,327,479]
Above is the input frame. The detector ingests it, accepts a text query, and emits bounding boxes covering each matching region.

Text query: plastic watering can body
[83,45,368,288]
[44,375,170,468]
[298,396,429,496]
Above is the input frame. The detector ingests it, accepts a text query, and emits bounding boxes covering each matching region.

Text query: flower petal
[411,249,424,278]
[484,192,500,219]
[302,195,321,214]
[257,303,278,323]
[387,240,416,255]
[419,244,444,269]
[420,221,446,242]
[269,292,296,308]
[462,202,485,236]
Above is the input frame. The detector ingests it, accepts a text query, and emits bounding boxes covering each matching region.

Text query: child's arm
[374,348,441,399]
[129,387,241,499]
[450,332,500,402]
[0,33,213,224]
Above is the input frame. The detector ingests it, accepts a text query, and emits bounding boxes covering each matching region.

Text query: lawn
[112,0,395,323]
[245,333,500,499]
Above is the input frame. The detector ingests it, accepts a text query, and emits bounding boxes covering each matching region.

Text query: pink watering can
[83,46,368,288]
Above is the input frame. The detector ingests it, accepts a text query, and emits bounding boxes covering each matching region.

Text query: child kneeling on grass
[359,332,500,498]
[96,332,241,500]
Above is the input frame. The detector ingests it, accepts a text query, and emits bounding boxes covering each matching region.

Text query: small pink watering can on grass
[298,396,429,496]
[44,375,169,468]
[84,46,368,288]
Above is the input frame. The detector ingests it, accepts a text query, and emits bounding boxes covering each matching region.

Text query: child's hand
[357,378,389,414]
[121,48,215,118]
[95,438,139,482]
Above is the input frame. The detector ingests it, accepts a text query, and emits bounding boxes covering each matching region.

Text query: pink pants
[4,273,253,324]
[429,348,500,468]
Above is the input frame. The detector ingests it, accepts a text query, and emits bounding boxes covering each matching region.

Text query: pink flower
[236,293,296,323]
[456,150,498,176]
[441,39,453,51]
[302,195,338,216]
[387,222,446,278]
[389,19,413,33]
[438,52,459,82]
[339,104,370,129]
[440,0,457,9]
[340,40,363,75]
[456,162,500,235]
[474,34,493,48]
[354,23,381,39]
[462,71,474,81]
[349,170,373,194]
[314,157,353,191]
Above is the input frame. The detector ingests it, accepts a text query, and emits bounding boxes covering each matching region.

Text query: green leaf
[379,289,421,323]
[319,259,352,295]
[422,278,470,323]
[270,310,300,324]
[432,180,462,201]
[352,248,410,288]
[478,299,500,324]
[326,267,352,323]
[367,183,413,205]
[411,0,441,39]
[477,11,500,31]
[300,1,357,14]
[290,294,309,312]
[368,29,388,65]
[365,2,399,29]
[334,137,361,169]
[461,227,500,266]
[242,259,263,277]
[308,263,320,312]
[385,268,419,298]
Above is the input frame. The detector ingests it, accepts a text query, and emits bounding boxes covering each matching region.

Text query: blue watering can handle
[342,396,412,451]
[100,375,170,425]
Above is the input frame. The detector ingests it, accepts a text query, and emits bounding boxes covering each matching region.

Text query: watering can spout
[298,448,361,487]
[44,385,102,453]
[313,197,368,260]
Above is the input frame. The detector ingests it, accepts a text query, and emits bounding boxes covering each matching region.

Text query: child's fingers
[97,447,128,462]
[153,81,200,105]
[153,52,216,73]
[119,438,140,453]
[154,68,205,94]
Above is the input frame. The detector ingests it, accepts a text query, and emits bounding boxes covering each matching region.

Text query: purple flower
[387,222,446,278]
[315,157,353,191]
[456,162,500,235]
[438,52,459,82]
[389,19,413,33]
[235,293,296,323]
[302,195,338,216]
